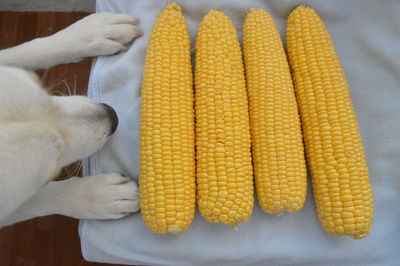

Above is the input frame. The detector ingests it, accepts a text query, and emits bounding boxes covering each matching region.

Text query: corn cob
[286,6,373,239]
[195,10,254,228]
[243,8,307,215]
[139,2,195,234]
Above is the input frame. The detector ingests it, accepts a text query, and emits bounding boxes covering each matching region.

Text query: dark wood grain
[0,12,125,266]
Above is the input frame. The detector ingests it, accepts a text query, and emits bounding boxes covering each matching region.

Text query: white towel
[79,0,400,265]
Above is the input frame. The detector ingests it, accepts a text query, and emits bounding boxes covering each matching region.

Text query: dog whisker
[72,161,83,176]
[60,79,73,96]
[44,78,63,95]
[64,160,83,178]
[52,90,67,96]
[40,69,49,85]
[73,75,78,96]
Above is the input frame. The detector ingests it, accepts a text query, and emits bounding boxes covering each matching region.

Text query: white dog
[0,13,142,227]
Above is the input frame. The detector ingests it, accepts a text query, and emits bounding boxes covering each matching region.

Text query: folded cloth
[79,0,400,265]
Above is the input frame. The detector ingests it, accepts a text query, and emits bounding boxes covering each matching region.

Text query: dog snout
[101,103,118,136]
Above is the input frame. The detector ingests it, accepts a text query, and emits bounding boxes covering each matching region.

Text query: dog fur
[0,13,142,227]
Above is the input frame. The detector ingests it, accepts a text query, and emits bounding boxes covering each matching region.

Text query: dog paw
[58,174,140,220]
[54,13,142,61]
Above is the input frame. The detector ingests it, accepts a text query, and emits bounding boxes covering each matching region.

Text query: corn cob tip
[245,7,273,22]
[248,8,259,13]
[288,5,319,20]
[164,2,182,12]
[352,232,368,240]
[247,8,266,14]
[205,9,228,19]
[200,10,234,31]
[168,225,182,234]
[290,5,312,12]
[207,9,223,14]
[274,211,286,217]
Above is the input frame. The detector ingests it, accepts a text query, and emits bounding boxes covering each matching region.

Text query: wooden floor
[0,12,124,266]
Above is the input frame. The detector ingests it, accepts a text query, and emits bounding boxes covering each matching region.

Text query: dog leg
[0,173,139,227]
[0,13,142,70]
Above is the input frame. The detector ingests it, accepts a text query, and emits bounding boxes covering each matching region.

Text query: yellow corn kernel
[286,6,373,239]
[195,10,254,227]
[139,2,195,234]
[243,8,307,215]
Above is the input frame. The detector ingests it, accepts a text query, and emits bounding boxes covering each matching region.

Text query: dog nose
[101,103,119,136]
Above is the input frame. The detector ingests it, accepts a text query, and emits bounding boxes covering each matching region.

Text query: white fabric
[79,0,400,265]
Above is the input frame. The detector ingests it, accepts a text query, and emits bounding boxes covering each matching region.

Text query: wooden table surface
[0,12,125,266]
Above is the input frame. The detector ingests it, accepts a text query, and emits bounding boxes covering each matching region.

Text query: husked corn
[243,8,307,215]
[139,2,195,234]
[195,10,254,227]
[286,6,373,239]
